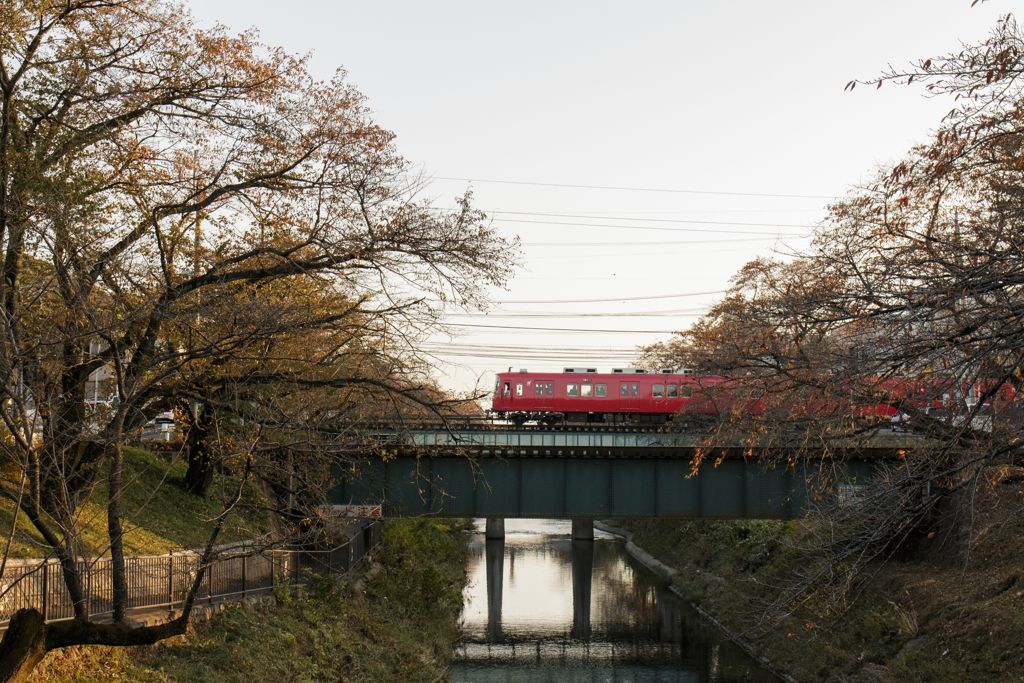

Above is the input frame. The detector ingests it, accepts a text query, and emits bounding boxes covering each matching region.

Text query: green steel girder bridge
[329,424,902,520]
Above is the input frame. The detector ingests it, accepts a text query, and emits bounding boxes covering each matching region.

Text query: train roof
[501,367,696,376]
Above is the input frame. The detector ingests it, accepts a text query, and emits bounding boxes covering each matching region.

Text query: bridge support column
[571,518,594,541]
[485,517,505,539]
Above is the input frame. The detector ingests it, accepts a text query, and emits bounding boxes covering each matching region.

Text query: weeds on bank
[621,514,1024,683]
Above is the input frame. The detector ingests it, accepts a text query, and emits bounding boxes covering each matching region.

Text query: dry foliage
[0,1,517,679]
[642,13,1024,625]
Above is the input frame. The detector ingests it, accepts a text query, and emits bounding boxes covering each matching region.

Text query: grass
[27,518,472,683]
[0,446,269,559]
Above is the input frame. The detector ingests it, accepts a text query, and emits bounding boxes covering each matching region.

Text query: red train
[491,368,766,426]
[491,367,1018,428]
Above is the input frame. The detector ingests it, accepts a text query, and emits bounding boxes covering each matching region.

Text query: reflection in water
[452,519,779,683]
[570,539,593,641]
[485,536,504,641]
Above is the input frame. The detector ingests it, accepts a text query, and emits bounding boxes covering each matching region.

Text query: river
[450,518,780,683]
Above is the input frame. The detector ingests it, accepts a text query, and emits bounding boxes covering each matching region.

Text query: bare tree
[0,1,517,678]
[644,13,1024,624]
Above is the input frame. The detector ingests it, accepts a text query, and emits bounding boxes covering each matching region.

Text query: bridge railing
[0,521,380,628]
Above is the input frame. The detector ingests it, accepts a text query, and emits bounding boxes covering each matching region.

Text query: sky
[188,0,1007,396]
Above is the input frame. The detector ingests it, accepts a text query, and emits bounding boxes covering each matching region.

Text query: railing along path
[0,522,379,629]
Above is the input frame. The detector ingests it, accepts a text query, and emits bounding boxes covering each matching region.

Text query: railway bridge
[328,423,904,530]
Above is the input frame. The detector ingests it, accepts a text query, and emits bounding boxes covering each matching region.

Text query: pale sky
[188,0,1006,396]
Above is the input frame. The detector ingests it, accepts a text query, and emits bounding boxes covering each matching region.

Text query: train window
[680,385,693,398]
[516,383,523,396]
[595,384,607,397]
[567,383,579,397]
[545,382,553,396]
[738,388,750,400]
[503,382,510,396]
[621,384,629,397]
[535,383,544,396]
[631,383,639,397]
[653,384,664,398]
[581,384,593,397]
[667,384,678,398]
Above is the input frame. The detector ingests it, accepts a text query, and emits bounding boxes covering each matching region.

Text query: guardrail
[0,521,380,628]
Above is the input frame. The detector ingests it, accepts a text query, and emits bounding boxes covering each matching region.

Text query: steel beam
[330,456,882,519]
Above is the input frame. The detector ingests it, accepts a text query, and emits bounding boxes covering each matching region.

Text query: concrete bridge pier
[571,518,594,541]
[485,517,505,539]
[485,536,505,641]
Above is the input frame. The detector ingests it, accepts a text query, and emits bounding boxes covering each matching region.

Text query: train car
[491,368,765,425]
[491,367,1020,429]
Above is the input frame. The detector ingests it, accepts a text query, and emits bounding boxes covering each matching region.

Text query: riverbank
[27,518,471,683]
[608,514,1024,683]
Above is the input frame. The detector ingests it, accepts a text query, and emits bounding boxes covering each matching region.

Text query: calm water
[450,519,780,683]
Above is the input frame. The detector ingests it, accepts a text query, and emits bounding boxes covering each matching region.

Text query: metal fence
[0,522,380,628]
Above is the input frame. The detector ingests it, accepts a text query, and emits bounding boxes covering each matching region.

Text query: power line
[425,345,638,353]
[522,237,786,247]
[498,217,807,232]
[445,310,705,318]
[496,211,812,230]
[454,327,679,335]
[498,291,723,304]
[491,208,823,216]
[425,176,834,199]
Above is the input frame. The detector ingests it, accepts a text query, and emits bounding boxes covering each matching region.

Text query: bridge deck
[369,424,907,459]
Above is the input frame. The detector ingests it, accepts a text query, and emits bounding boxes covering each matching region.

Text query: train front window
[567,383,579,397]
[653,384,664,398]
[581,384,593,397]
[667,384,678,398]
[595,384,607,397]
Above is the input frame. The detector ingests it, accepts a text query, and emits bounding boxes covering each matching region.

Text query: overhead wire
[454,327,679,335]
[497,291,723,304]
[496,217,808,232]
[421,175,834,199]
[521,237,790,247]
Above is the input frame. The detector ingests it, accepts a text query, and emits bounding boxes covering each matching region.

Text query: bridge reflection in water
[453,519,780,683]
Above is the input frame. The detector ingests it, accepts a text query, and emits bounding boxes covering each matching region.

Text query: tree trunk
[0,610,48,683]
[184,403,214,496]
[0,609,193,683]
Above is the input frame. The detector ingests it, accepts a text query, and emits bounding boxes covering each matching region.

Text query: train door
[534,380,553,409]
[619,381,639,410]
